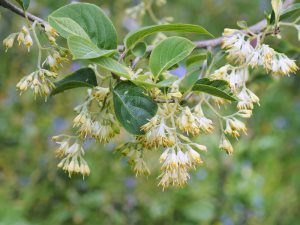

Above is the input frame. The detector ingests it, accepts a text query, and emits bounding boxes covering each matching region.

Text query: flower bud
[24,34,33,51]
[3,34,15,52]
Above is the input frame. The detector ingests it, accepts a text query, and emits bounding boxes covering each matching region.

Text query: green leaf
[113,81,158,135]
[49,3,117,49]
[93,57,131,79]
[51,68,97,96]
[156,75,178,87]
[186,53,207,67]
[270,10,276,25]
[280,3,300,20]
[149,37,195,77]
[67,36,116,60]
[131,75,157,88]
[192,78,237,101]
[131,42,147,57]
[15,0,30,10]
[124,24,213,49]
[48,17,90,40]
[180,70,200,93]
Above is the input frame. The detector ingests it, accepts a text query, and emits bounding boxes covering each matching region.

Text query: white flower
[237,109,253,118]
[260,44,276,70]
[144,119,175,148]
[54,138,90,178]
[248,49,263,68]
[210,65,230,80]
[3,34,16,52]
[237,88,259,110]
[222,33,254,64]
[219,135,234,155]
[45,24,58,37]
[225,118,247,138]
[24,33,33,52]
[92,86,110,101]
[16,70,55,99]
[228,68,248,92]
[133,157,150,177]
[271,54,298,76]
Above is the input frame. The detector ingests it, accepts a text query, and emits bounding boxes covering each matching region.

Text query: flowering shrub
[2,0,300,189]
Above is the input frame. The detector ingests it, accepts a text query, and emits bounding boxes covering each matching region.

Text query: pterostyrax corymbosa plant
[2,0,299,189]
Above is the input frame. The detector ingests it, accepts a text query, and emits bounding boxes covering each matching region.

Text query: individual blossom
[224,118,247,138]
[271,53,298,76]
[167,80,182,99]
[219,135,234,155]
[260,44,276,70]
[185,144,204,167]
[45,24,58,37]
[236,109,253,118]
[194,104,214,134]
[237,88,260,110]
[211,66,248,93]
[3,33,16,52]
[24,33,33,52]
[17,32,25,46]
[52,136,90,178]
[92,86,110,101]
[247,49,263,68]
[132,156,150,177]
[227,68,248,93]
[210,65,230,80]
[76,115,94,138]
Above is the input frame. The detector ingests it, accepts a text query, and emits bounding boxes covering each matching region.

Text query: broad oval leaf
[51,68,97,96]
[113,81,158,135]
[156,75,178,88]
[49,3,117,49]
[124,24,213,49]
[68,36,116,60]
[149,37,195,77]
[48,17,90,40]
[131,42,147,57]
[186,53,207,67]
[192,78,237,101]
[93,57,131,79]
[280,3,300,20]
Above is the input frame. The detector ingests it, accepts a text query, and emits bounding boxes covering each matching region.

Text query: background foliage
[0,0,300,224]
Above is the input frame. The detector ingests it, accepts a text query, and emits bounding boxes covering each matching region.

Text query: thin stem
[30,21,43,69]
[146,5,160,24]
[203,97,224,119]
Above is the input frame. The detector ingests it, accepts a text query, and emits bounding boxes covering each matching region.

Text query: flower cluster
[72,88,119,143]
[140,86,212,189]
[158,142,206,190]
[117,142,150,177]
[222,29,298,76]
[3,26,33,52]
[53,136,90,178]
[16,69,57,99]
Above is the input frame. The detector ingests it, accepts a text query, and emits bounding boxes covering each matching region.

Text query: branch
[0,0,295,50]
[0,0,47,25]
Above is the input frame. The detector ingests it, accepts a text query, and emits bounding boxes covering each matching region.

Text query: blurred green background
[1,0,300,224]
